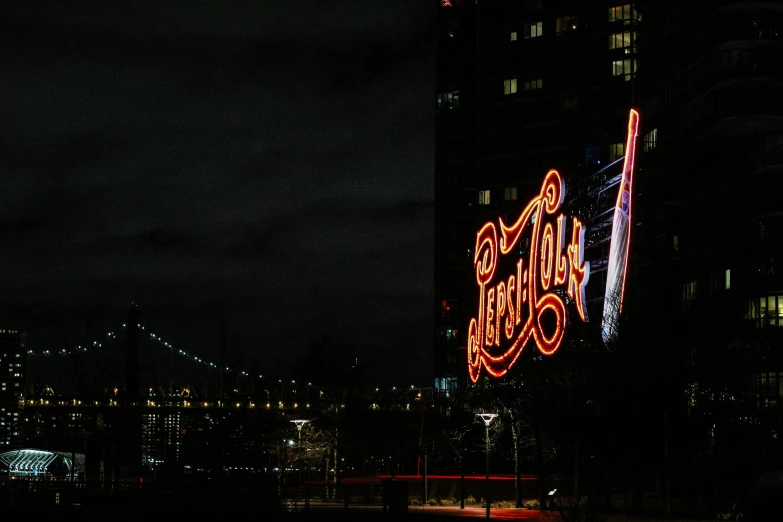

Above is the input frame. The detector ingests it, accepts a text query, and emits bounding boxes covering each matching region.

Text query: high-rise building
[637,1,783,410]
[141,411,183,472]
[435,0,642,390]
[435,0,478,394]
[0,329,27,446]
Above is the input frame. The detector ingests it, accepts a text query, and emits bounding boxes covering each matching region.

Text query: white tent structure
[0,448,84,478]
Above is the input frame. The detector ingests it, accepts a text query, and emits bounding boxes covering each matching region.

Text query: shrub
[523,499,541,509]
[551,496,606,522]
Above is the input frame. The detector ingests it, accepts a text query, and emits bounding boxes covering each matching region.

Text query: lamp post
[291,420,309,498]
[477,413,497,521]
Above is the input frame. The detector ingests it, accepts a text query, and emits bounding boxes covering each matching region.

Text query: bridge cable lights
[27,323,434,400]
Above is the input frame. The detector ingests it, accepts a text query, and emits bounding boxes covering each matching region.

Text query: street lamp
[477,413,498,521]
[291,420,309,498]
[291,419,309,444]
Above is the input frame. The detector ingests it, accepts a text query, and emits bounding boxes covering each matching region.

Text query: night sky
[1,1,437,383]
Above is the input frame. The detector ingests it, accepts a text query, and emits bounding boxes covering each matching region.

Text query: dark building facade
[435,0,642,391]
[637,1,783,417]
[435,0,478,395]
[434,0,783,492]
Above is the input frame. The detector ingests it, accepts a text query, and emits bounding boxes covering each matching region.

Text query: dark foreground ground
[4,507,529,521]
[4,503,719,522]
[0,480,757,521]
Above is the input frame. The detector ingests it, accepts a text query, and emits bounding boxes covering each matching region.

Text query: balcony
[683,77,783,139]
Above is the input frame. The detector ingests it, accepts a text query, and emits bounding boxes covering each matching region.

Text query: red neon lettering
[467,170,590,383]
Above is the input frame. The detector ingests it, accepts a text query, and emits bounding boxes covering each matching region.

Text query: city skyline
[2,1,783,518]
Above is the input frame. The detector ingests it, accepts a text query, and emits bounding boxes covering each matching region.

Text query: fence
[2,474,554,513]
[280,482,385,511]
[280,480,411,514]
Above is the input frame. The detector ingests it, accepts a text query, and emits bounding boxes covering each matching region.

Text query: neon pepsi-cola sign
[467,109,641,381]
[467,169,590,382]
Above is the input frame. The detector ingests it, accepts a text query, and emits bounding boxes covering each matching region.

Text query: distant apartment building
[142,411,183,472]
[0,329,27,446]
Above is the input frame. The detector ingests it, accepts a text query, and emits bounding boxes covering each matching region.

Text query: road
[283,501,715,521]
[409,505,544,519]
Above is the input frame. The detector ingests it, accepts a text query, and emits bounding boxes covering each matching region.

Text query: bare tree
[302,422,338,498]
[463,370,564,509]
[295,335,359,498]
[264,426,292,495]
[443,421,473,508]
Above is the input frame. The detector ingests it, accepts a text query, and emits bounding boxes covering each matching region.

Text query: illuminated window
[556,16,578,34]
[437,90,460,111]
[725,269,731,290]
[768,296,781,326]
[503,187,517,201]
[523,79,542,91]
[510,31,518,41]
[503,78,518,95]
[758,372,783,408]
[644,128,658,152]
[435,377,458,397]
[524,22,543,39]
[673,235,679,251]
[682,281,696,309]
[478,190,491,205]
[747,295,783,327]
[560,96,578,111]
[609,5,639,25]
[612,59,637,81]
[609,31,635,51]
[609,142,624,161]
[445,329,457,340]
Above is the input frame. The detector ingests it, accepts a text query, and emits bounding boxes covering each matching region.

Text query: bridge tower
[125,303,140,403]
[121,302,142,480]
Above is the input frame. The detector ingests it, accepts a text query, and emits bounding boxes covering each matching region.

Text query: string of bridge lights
[25,323,422,394]
[26,323,263,379]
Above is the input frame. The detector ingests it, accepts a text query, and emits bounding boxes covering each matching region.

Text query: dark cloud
[0,0,436,382]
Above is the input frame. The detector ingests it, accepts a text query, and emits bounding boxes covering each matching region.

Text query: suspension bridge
[22,305,434,412]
